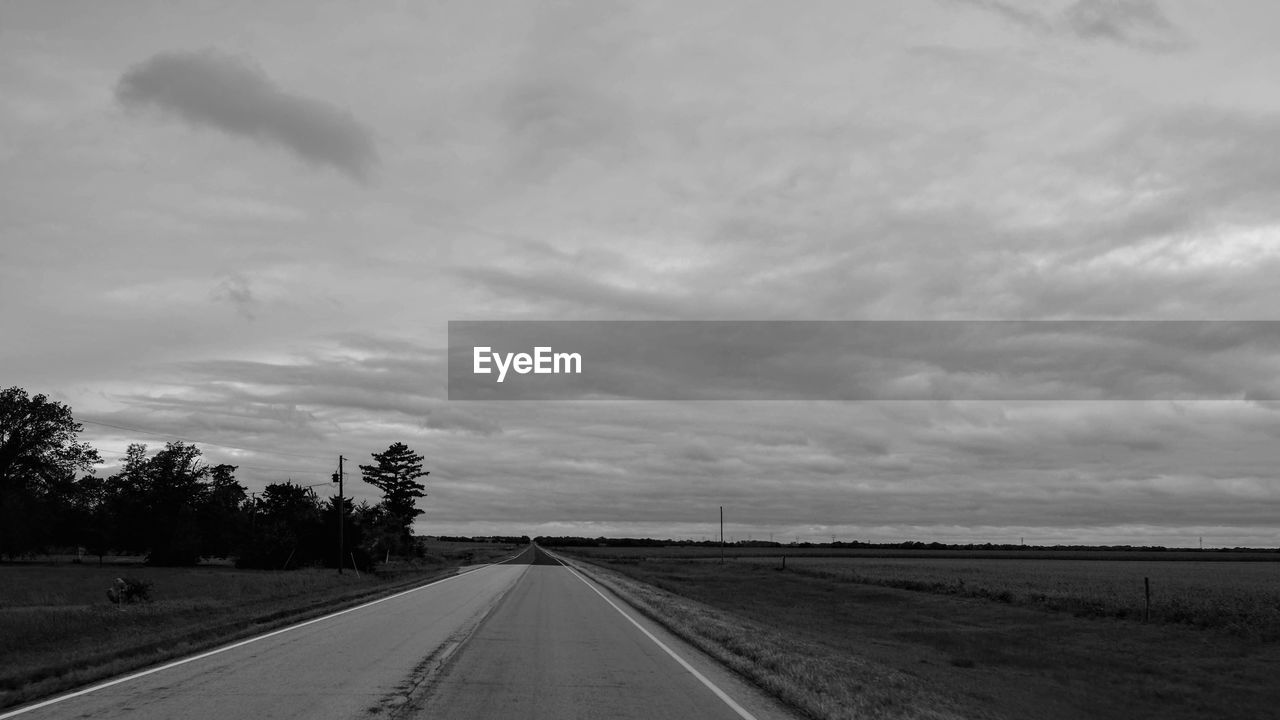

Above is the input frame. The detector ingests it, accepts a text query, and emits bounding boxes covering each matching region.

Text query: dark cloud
[951,0,1188,52]
[1063,0,1185,50]
[116,49,377,180]
[421,406,502,436]
[950,0,1053,33]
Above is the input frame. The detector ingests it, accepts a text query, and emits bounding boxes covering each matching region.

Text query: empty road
[3,546,795,719]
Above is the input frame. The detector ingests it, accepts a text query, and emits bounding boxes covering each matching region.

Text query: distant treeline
[537,536,671,547]
[434,535,531,544]
[535,536,1279,554]
[0,387,432,569]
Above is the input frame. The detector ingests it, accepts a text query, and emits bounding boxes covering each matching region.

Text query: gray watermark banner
[447,321,1280,401]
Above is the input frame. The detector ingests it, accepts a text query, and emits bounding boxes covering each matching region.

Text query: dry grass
[560,550,1280,720]
[556,553,966,720]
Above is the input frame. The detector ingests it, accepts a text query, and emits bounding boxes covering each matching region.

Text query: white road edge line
[557,557,761,720]
[0,559,518,720]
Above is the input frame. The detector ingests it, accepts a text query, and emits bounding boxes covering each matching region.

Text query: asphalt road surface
[3,546,796,720]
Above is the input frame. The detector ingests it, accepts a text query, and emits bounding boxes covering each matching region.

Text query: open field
[568,547,1280,637]
[560,548,1280,720]
[0,541,521,710]
[563,545,1280,562]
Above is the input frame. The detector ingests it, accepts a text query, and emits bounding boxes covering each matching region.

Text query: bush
[106,577,152,604]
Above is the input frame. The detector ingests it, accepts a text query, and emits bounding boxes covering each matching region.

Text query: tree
[101,443,152,555]
[96,441,229,565]
[68,474,111,561]
[236,482,324,569]
[135,441,210,565]
[322,495,372,571]
[200,464,247,559]
[0,387,101,556]
[359,442,428,556]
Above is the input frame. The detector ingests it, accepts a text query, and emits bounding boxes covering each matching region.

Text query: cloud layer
[116,49,377,180]
[6,1,1280,544]
[449,321,1280,401]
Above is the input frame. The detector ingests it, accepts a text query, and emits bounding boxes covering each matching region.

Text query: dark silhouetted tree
[138,441,210,565]
[237,482,324,569]
[359,443,428,556]
[101,443,151,554]
[68,473,111,561]
[200,464,247,559]
[93,442,233,565]
[322,495,373,571]
[0,387,101,557]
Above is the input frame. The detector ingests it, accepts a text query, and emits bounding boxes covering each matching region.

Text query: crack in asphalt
[365,559,531,720]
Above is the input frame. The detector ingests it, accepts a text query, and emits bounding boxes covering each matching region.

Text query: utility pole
[719,506,724,563]
[333,456,345,575]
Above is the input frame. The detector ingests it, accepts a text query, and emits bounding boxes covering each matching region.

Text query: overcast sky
[4,0,1280,546]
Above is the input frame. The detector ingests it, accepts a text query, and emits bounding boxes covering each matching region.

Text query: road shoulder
[547,549,807,720]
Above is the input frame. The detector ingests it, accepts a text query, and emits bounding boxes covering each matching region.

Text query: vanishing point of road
[2,546,799,720]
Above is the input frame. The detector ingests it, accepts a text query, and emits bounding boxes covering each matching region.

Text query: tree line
[0,386,429,568]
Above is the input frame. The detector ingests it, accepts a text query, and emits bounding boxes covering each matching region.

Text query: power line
[80,418,324,461]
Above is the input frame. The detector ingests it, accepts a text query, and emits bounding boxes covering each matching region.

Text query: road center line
[0,561,514,720]
[558,559,761,720]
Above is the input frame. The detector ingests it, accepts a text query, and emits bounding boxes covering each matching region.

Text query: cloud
[951,0,1189,52]
[1063,0,1186,51]
[950,0,1053,33]
[116,49,377,180]
[492,2,639,179]
[211,274,256,320]
[455,265,712,319]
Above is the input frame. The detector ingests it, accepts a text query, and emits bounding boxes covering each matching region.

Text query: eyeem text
[473,346,583,383]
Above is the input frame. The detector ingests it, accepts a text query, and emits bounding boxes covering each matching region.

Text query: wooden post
[335,455,345,575]
[1144,577,1151,623]
[781,555,786,570]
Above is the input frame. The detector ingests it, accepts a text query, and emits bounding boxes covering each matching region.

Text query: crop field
[0,541,520,710]
[569,547,1280,637]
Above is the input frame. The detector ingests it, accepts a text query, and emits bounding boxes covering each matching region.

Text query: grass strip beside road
[554,552,965,720]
